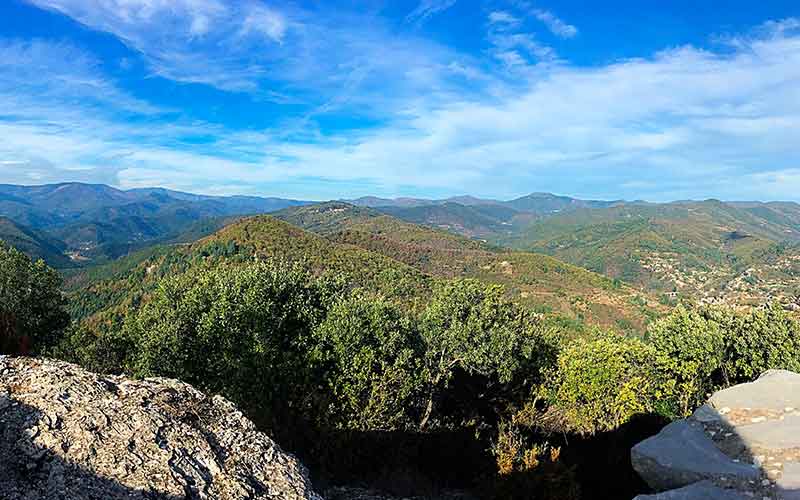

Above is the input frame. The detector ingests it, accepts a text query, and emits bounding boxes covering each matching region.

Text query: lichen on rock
[0,355,322,500]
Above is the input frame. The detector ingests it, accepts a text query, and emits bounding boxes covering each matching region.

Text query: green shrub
[311,291,423,430]
[714,303,800,383]
[647,306,724,414]
[542,334,670,433]
[121,261,341,422]
[419,279,559,430]
[0,242,69,355]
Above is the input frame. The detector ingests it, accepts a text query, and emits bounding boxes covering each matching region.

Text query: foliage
[120,261,341,422]
[647,306,724,414]
[419,279,559,429]
[710,303,800,383]
[311,291,423,430]
[541,334,670,433]
[0,241,69,354]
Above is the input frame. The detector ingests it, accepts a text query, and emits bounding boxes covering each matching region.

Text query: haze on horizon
[0,0,798,202]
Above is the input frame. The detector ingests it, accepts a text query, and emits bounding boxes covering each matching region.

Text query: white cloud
[2,14,800,201]
[24,0,288,92]
[508,1,577,38]
[239,3,287,43]
[405,0,457,25]
[488,11,520,27]
[530,8,578,38]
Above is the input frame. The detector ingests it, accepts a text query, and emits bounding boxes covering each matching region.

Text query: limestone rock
[736,415,800,450]
[777,462,800,500]
[633,481,749,500]
[632,369,800,500]
[709,370,800,412]
[0,355,322,500]
[631,420,758,491]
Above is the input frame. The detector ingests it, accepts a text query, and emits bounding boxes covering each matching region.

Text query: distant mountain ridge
[0,183,309,266]
[346,191,620,214]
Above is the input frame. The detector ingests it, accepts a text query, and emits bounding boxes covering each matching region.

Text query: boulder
[632,481,749,500]
[778,462,800,500]
[0,355,322,500]
[631,369,800,500]
[631,420,758,491]
[708,369,800,412]
[735,415,800,450]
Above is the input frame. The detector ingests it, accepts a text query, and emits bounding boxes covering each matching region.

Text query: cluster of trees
[0,242,69,355]
[540,303,800,434]
[61,262,560,437]
[6,243,800,497]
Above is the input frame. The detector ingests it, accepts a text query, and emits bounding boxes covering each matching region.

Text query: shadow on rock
[632,369,800,499]
[0,395,183,500]
[0,355,321,500]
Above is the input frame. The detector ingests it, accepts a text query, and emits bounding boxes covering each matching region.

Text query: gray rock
[631,420,759,492]
[736,415,800,450]
[633,481,750,500]
[709,370,800,411]
[692,404,723,424]
[0,355,322,500]
[777,462,800,500]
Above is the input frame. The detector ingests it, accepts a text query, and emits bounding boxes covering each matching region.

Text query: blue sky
[0,0,798,201]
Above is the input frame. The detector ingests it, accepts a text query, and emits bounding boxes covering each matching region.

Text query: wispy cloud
[509,1,578,39]
[24,0,288,92]
[486,10,559,68]
[530,8,578,38]
[488,11,521,28]
[405,0,457,25]
[2,7,800,201]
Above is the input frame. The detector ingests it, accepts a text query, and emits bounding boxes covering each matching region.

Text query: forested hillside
[495,201,800,306]
[0,216,70,267]
[357,197,800,309]
[0,183,307,265]
[275,202,661,333]
[5,225,800,499]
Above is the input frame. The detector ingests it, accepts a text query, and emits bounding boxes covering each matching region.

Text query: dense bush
[541,334,671,433]
[419,279,559,430]
[647,306,724,414]
[311,291,423,430]
[713,303,800,383]
[0,242,69,355]
[120,262,341,424]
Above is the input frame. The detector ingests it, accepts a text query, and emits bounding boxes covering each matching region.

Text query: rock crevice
[0,356,321,500]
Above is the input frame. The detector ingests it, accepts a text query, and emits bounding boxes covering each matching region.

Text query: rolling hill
[496,200,800,306]
[0,183,309,266]
[274,202,662,333]
[66,214,432,326]
[0,216,70,267]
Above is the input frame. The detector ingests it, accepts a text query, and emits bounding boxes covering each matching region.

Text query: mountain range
[0,183,306,265]
[4,182,800,313]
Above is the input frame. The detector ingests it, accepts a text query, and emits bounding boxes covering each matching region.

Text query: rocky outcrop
[0,356,322,500]
[632,370,800,500]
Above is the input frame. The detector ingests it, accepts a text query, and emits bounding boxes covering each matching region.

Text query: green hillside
[0,182,307,264]
[275,203,662,333]
[0,216,70,267]
[67,215,431,325]
[496,200,800,305]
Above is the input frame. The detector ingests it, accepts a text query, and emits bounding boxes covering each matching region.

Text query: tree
[0,242,69,355]
[311,291,423,430]
[418,279,558,430]
[715,303,800,383]
[542,334,668,434]
[647,305,724,414]
[122,261,341,423]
